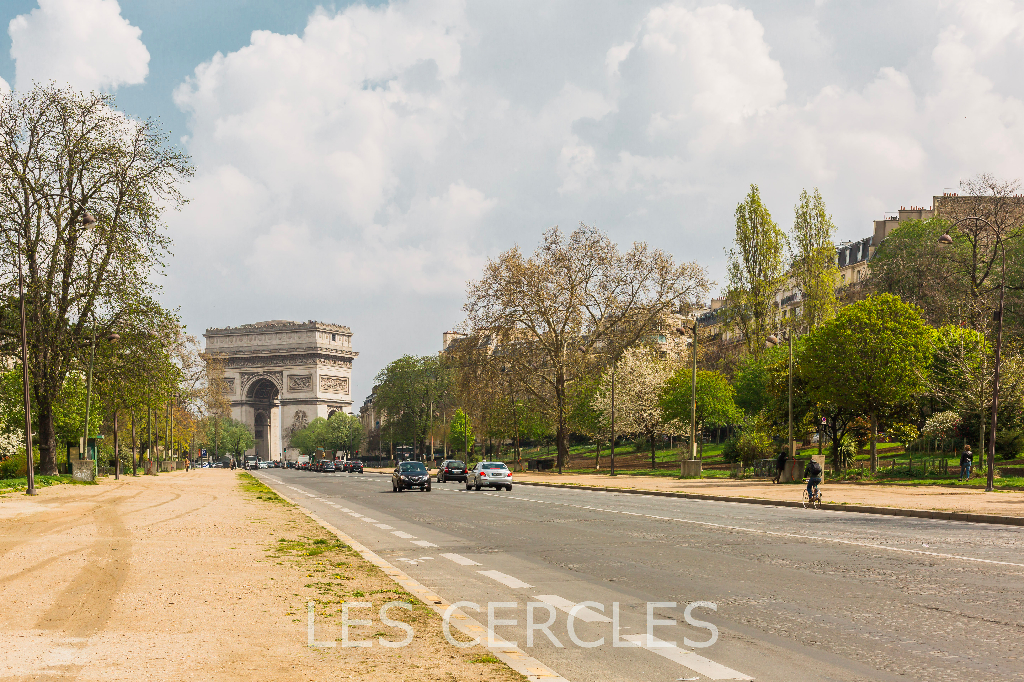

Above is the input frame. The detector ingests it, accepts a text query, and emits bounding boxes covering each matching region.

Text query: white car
[467,462,513,491]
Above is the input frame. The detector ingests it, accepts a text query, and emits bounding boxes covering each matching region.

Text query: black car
[348,460,364,473]
[322,460,336,473]
[437,459,467,483]
[393,461,431,492]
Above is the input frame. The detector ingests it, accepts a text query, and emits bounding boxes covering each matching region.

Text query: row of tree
[0,85,238,476]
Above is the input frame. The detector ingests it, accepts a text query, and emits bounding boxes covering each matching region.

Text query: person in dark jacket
[773,450,788,484]
[960,445,973,481]
[804,458,823,500]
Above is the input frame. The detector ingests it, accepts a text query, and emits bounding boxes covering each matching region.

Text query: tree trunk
[131,411,137,476]
[870,412,878,472]
[113,409,119,479]
[595,439,601,470]
[36,398,59,475]
[651,435,657,470]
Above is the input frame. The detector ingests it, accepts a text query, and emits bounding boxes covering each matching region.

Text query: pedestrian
[960,444,973,481]
[773,450,788,484]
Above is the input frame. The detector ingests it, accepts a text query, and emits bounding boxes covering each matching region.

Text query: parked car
[437,460,467,483]
[468,461,512,491]
[393,461,431,492]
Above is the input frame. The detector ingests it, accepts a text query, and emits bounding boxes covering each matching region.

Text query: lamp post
[766,325,795,461]
[15,232,35,495]
[939,217,1006,492]
[675,318,699,466]
[81,320,119,477]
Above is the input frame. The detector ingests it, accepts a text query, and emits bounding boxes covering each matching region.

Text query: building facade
[204,320,357,461]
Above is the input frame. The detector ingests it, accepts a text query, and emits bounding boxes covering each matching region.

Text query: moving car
[393,461,431,492]
[322,460,336,473]
[437,460,467,483]
[347,460,364,473]
[468,462,512,491]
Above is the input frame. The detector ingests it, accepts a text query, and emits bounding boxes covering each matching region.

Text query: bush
[996,429,1024,460]
[721,435,741,463]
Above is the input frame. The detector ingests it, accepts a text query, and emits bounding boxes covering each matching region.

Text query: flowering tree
[592,346,686,468]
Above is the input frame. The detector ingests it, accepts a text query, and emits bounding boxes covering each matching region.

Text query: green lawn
[0,474,79,493]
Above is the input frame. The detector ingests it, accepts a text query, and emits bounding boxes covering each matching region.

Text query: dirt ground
[0,471,524,681]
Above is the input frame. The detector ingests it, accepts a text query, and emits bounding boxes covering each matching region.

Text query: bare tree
[462,224,708,470]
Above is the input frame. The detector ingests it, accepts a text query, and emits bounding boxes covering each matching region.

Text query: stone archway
[246,378,280,460]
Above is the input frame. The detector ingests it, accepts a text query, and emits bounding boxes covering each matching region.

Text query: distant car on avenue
[393,461,431,492]
[345,460,364,473]
[437,460,467,483]
[468,462,512,491]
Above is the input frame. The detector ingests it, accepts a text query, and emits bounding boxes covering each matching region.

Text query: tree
[463,224,708,471]
[592,346,686,469]
[802,293,935,471]
[725,184,787,356]
[375,355,452,457]
[790,188,839,330]
[661,369,740,455]
[0,85,192,474]
[449,408,474,456]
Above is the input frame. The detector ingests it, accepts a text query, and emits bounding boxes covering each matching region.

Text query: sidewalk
[0,471,524,681]
[509,471,1024,518]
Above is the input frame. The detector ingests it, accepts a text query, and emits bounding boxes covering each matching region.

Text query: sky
[3,0,1024,408]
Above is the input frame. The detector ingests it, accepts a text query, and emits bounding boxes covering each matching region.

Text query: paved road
[257,469,1024,682]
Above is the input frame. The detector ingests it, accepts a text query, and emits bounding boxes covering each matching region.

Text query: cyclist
[804,458,823,502]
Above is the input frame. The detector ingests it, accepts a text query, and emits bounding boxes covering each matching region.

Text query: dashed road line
[621,635,752,681]
[411,540,438,548]
[532,595,611,623]
[392,531,416,539]
[441,552,481,566]
[479,570,532,589]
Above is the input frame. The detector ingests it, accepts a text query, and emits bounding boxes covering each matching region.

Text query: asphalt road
[256,469,1024,682]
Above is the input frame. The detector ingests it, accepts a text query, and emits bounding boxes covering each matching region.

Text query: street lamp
[938,217,1005,492]
[766,326,795,462]
[81,323,119,478]
[14,232,35,495]
[675,317,699,466]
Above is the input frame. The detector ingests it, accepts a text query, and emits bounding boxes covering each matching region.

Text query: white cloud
[162,0,1024,400]
[8,0,149,93]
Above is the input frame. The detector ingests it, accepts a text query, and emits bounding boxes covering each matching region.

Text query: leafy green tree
[725,184,787,356]
[802,293,935,471]
[790,188,839,330]
[661,369,740,455]
[375,355,452,456]
[0,85,191,474]
[449,408,474,456]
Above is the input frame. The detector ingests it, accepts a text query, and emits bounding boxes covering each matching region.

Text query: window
[331,333,337,342]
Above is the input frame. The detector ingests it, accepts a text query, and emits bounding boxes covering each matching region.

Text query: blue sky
[4,0,1024,406]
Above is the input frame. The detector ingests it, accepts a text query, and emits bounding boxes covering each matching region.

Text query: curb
[515,481,1024,527]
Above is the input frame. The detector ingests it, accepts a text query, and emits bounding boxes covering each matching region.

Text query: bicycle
[801,479,822,509]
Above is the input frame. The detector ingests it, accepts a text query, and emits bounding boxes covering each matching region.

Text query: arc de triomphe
[203,320,358,461]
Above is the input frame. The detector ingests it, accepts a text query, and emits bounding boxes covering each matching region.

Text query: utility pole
[16,233,35,495]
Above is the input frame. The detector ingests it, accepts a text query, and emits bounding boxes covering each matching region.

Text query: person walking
[773,450,788,484]
[960,444,973,481]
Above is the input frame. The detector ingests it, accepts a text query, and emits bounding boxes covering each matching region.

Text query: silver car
[467,461,513,491]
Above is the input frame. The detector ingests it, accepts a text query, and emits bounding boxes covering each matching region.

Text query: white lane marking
[532,594,611,623]
[392,531,416,539]
[492,494,1024,569]
[339,508,352,512]
[348,512,363,518]
[622,635,752,681]
[361,517,379,523]
[397,557,435,565]
[411,540,438,548]
[375,524,394,530]
[441,553,481,566]
[478,570,532,589]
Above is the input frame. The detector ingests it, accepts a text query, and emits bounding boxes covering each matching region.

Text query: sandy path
[0,471,524,681]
